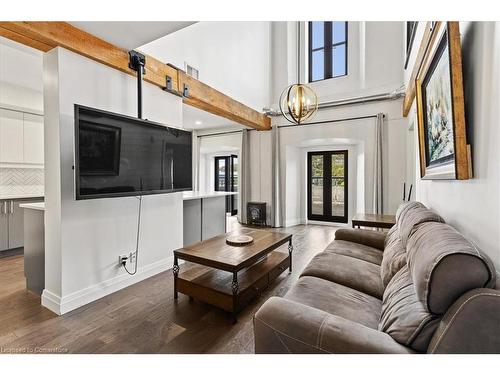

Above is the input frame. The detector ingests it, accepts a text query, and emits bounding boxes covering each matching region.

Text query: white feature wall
[270,22,405,108]
[140,22,271,112]
[406,22,500,268]
[43,47,184,315]
[277,99,407,227]
[0,36,43,112]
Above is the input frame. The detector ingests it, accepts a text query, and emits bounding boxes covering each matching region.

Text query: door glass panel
[216,159,226,191]
[231,156,238,215]
[232,157,238,192]
[332,153,345,217]
[311,154,324,215]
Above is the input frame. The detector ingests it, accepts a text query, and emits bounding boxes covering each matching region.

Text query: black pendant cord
[297,21,300,85]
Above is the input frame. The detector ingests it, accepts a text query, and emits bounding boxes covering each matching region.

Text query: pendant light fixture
[279,22,318,124]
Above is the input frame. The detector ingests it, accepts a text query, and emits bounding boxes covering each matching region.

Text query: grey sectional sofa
[253,202,500,353]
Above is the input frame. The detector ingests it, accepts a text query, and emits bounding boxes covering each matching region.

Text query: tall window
[309,21,348,82]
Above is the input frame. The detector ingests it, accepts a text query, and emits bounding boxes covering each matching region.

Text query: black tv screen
[74,105,192,200]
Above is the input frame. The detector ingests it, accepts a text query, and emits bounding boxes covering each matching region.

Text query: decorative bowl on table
[226,234,254,246]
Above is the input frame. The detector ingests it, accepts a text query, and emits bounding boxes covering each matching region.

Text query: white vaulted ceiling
[69,21,196,50]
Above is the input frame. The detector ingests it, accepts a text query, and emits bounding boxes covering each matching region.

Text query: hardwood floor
[0,224,338,354]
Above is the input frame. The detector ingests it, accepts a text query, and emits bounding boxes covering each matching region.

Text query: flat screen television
[74,104,192,200]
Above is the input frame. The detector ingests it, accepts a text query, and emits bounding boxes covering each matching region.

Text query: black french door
[214,155,238,216]
[307,150,348,223]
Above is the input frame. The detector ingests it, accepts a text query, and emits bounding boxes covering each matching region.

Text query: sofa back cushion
[397,204,444,248]
[406,222,496,314]
[380,225,407,288]
[379,221,496,351]
[395,201,425,223]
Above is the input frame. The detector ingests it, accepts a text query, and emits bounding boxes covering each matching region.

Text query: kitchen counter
[182,191,237,201]
[20,201,45,295]
[19,202,45,211]
[182,191,238,246]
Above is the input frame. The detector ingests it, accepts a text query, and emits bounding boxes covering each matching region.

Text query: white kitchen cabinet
[0,108,44,166]
[23,113,44,164]
[0,108,24,163]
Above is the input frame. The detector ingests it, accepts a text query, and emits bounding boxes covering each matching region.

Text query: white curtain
[191,130,200,191]
[373,113,384,214]
[271,124,284,227]
[238,129,250,224]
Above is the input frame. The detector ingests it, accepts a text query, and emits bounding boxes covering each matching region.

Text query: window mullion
[324,22,333,79]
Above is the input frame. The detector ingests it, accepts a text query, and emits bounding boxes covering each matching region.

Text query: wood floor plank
[0,222,337,353]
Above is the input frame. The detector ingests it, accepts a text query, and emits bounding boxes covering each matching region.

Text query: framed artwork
[415,21,471,180]
[404,21,417,69]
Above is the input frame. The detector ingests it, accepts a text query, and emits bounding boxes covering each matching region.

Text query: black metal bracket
[162,79,190,98]
[128,50,146,119]
[183,84,189,98]
[162,75,183,97]
[128,50,146,73]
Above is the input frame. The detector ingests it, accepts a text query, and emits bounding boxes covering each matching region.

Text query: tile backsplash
[0,168,44,197]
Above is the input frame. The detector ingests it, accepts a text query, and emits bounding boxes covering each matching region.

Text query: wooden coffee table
[173,228,292,321]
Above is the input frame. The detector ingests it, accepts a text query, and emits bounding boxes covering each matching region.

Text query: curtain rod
[196,113,384,138]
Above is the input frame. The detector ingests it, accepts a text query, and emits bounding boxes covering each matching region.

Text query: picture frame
[415,21,472,180]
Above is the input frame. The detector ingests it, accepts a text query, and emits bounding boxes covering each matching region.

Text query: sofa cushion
[325,240,383,265]
[380,225,407,287]
[406,221,496,315]
[334,228,387,250]
[301,252,384,299]
[397,204,444,247]
[285,276,382,329]
[379,266,440,352]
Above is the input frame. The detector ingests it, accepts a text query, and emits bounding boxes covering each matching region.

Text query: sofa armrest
[334,228,387,250]
[427,288,500,353]
[254,297,414,354]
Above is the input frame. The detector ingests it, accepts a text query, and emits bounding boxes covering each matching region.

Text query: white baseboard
[305,220,350,227]
[41,289,63,315]
[284,218,305,227]
[41,256,174,315]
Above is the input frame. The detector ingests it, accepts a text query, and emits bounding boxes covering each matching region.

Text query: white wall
[271,22,405,107]
[43,47,184,314]
[268,21,407,225]
[406,22,500,268]
[140,22,271,113]
[198,132,241,192]
[0,36,43,112]
[275,99,407,226]
[195,22,408,227]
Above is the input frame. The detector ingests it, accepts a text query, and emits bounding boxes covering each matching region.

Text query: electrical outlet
[118,255,128,267]
[129,251,136,264]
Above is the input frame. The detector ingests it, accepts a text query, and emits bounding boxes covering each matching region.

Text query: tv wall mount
[128,50,146,119]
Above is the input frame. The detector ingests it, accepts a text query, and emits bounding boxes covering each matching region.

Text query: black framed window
[214,155,238,216]
[308,21,348,82]
[405,21,417,69]
[307,150,348,223]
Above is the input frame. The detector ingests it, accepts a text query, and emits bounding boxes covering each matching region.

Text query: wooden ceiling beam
[179,72,271,130]
[0,22,271,131]
[0,26,54,52]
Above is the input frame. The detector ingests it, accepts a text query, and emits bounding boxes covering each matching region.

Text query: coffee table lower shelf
[176,251,290,317]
